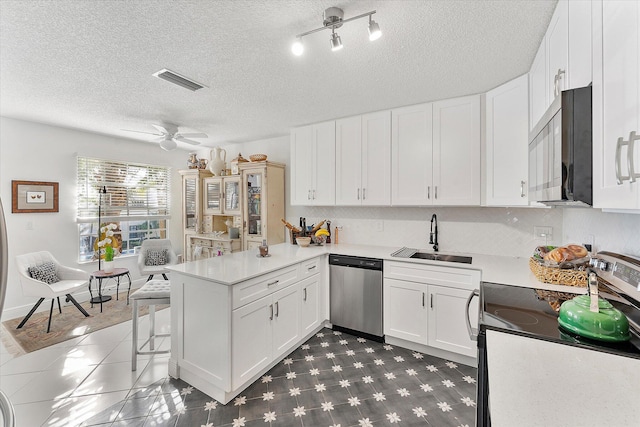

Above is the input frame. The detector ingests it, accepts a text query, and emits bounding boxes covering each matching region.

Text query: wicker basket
[249,154,268,162]
[528,257,587,287]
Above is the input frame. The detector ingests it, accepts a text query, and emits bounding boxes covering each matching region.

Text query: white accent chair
[137,239,178,282]
[130,279,170,370]
[15,251,90,333]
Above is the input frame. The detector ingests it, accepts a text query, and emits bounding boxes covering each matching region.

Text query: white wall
[0,117,188,319]
[563,209,640,257]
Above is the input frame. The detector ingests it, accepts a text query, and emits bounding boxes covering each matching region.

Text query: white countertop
[168,242,586,293]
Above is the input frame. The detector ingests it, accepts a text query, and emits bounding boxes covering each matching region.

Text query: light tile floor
[1,311,478,427]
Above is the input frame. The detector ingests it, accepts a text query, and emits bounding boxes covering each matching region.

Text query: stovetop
[480,280,640,359]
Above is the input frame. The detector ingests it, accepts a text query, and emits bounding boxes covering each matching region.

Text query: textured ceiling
[0,0,557,148]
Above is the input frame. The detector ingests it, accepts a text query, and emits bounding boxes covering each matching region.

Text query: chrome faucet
[429,214,439,252]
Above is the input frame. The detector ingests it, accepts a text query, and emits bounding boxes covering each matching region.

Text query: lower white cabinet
[299,275,321,335]
[383,261,480,359]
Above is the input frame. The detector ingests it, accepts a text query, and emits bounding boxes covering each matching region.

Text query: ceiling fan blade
[122,129,164,136]
[151,124,171,135]
[174,136,201,145]
[177,132,208,139]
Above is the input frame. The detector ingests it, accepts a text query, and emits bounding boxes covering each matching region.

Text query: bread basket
[249,154,267,162]
[528,257,587,287]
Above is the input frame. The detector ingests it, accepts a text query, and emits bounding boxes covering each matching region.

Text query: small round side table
[88,268,132,313]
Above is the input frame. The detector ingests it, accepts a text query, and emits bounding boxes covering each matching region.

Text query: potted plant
[103,245,115,273]
[96,223,118,273]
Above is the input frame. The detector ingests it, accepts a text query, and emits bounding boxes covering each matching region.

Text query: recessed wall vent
[152,69,207,91]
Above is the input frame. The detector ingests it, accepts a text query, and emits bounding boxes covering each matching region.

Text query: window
[77,157,171,262]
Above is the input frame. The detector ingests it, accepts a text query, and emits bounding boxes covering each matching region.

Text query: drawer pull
[303,288,307,301]
[275,301,279,317]
[307,265,317,271]
[430,294,434,309]
[269,304,273,320]
[422,292,425,307]
[267,280,280,287]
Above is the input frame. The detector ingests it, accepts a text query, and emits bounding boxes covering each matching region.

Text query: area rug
[0,290,168,356]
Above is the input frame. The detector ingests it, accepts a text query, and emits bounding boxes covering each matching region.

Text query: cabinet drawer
[232,265,299,309]
[191,238,214,248]
[384,261,480,291]
[298,257,322,279]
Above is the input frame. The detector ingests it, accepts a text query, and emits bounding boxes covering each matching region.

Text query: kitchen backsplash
[288,206,564,258]
[563,209,640,257]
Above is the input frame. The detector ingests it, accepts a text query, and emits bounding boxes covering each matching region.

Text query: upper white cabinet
[290,121,336,205]
[592,0,640,209]
[335,111,391,206]
[432,95,481,205]
[530,0,593,131]
[391,103,434,205]
[484,74,530,206]
[392,95,481,206]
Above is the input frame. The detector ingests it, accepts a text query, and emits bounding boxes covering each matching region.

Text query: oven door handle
[466,289,479,341]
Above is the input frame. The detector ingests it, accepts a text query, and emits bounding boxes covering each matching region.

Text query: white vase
[103,261,114,273]
[208,147,226,176]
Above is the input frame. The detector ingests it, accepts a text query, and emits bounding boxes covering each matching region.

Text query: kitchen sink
[409,252,472,264]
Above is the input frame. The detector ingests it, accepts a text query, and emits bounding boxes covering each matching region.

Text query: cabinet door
[290,126,313,205]
[232,296,273,389]
[593,0,640,209]
[243,170,264,244]
[529,41,548,131]
[335,116,362,205]
[312,121,336,205]
[427,285,478,358]
[223,177,241,215]
[272,285,300,358]
[484,74,530,206]
[362,110,392,205]
[203,177,223,214]
[432,95,481,205]
[568,0,592,89]
[299,275,320,336]
[383,278,427,345]
[546,0,569,101]
[391,103,433,205]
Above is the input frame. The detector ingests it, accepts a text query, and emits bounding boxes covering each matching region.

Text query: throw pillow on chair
[145,249,168,266]
[28,262,60,284]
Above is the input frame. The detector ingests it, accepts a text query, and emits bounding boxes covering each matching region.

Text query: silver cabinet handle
[313,189,316,200]
[357,188,360,200]
[422,292,425,307]
[520,180,526,198]
[427,187,430,200]
[430,294,434,309]
[269,304,274,320]
[629,131,639,183]
[616,136,629,185]
[554,69,565,97]
[303,287,307,301]
[275,301,279,317]
[434,186,438,200]
[308,190,311,200]
[362,188,366,200]
[267,280,279,287]
[466,289,480,341]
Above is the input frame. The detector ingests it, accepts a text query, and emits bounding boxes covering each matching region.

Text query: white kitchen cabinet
[299,274,321,336]
[592,0,640,209]
[432,95,481,205]
[383,278,428,344]
[546,0,569,103]
[384,261,480,361]
[335,111,391,206]
[272,285,301,359]
[391,103,433,205]
[290,121,335,205]
[529,40,547,131]
[427,284,478,358]
[484,74,530,206]
[567,0,592,89]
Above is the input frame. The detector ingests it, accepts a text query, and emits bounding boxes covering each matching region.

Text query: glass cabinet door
[223,178,241,215]
[184,176,197,230]
[245,172,263,239]
[204,178,222,214]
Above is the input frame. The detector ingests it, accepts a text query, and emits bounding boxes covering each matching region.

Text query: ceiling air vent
[152,69,207,91]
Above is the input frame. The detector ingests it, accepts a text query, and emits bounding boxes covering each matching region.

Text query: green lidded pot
[558,295,630,342]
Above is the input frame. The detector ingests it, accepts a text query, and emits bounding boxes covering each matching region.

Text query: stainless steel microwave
[528,86,592,206]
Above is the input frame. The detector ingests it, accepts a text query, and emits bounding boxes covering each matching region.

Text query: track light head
[368,18,382,41]
[292,37,304,56]
[330,30,343,51]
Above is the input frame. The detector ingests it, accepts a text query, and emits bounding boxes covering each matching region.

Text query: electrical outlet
[533,226,553,239]
[376,220,384,232]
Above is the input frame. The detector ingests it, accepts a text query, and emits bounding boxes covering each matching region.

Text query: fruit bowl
[296,237,311,247]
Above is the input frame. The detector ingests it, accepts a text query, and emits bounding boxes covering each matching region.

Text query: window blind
[76,157,171,222]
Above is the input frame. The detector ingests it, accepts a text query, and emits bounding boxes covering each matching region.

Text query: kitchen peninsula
[166,242,583,404]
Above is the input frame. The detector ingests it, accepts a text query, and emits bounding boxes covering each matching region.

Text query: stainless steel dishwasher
[329,254,383,341]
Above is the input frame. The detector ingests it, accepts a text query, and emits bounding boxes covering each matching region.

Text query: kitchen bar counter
[168,242,585,293]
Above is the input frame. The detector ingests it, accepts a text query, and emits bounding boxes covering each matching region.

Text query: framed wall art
[12,180,59,213]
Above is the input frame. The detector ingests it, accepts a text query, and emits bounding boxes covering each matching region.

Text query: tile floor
[1,310,478,427]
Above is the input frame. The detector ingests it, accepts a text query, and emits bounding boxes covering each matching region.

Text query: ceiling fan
[122,124,208,151]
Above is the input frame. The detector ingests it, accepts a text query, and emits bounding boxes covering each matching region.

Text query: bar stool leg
[149,304,155,351]
[132,299,139,371]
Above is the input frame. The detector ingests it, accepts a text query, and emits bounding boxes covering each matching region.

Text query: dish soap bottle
[259,239,269,257]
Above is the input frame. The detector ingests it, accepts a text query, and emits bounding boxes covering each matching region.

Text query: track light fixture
[292,7,381,55]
